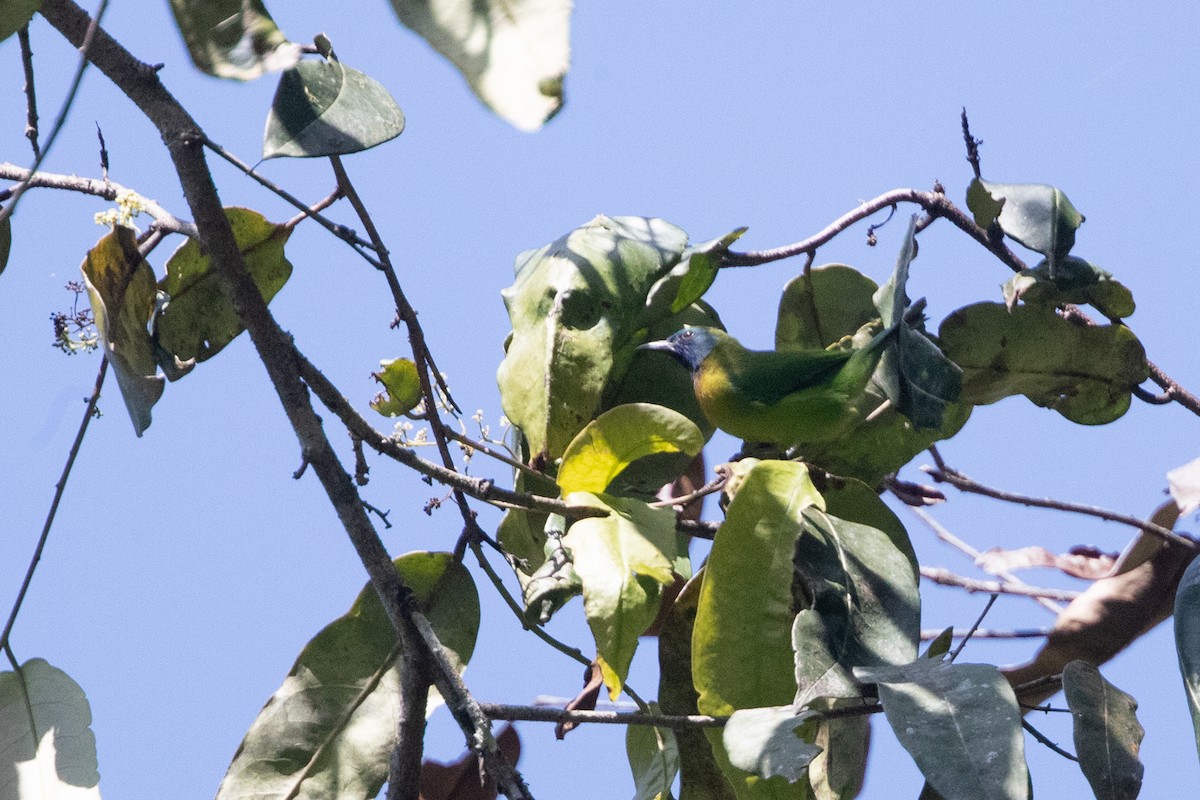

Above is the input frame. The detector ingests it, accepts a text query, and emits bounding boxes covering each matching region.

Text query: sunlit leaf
[856,660,1029,800]
[557,403,704,498]
[387,0,570,131]
[776,264,880,351]
[216,552,479,800]
[563,492,677,698]
[967,178,1084,272]
[643,227,746,319]
[168,0,300,80]
[0,658,101,800]
[81,225,164,436]
[0,0,38,44]
[263,58,405,159]
[371,357,421,417]
[1175,556,1200,760]
[155,207,292,367]
[723,706,822,784]
[498,215,691,459]
[939,302,1147,425]
[1062,660,1144,800]
[628,710,680,800]
[1168,457,1200,516]
[1002,256,1135,319]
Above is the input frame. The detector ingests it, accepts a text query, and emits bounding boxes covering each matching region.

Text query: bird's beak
[637,339,674,353]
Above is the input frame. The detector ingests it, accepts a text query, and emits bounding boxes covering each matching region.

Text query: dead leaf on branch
[1004,509,1198,706]
[975,545,1117,581]
[419,724,520,800]
[556,661,605,740]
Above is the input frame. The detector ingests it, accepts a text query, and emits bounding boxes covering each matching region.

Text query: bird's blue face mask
[639,326,721,372]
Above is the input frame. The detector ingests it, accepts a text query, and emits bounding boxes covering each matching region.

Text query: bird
[639,319,901,450]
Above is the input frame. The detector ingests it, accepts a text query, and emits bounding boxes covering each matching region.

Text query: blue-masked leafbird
[639,320,900,449]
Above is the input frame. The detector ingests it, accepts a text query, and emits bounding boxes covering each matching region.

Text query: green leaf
[776,264,880,351]
[855,660,1028,800]
[386,0,570,132]
[0,0,39,44]
[1002,256,1135,319]
[791,505,920,706]
[643,228,746,319]
[694,460,823,718]
[967,178,1084,272]
[168,0,299,80]
[628,710,681,800]
[563,492,677,698]
[921,628,954,660]
[154,207,292,368]
[370,357,421,417]
[939,302,1147,424]
[806,716,868,800]
[723,707,822,784]
[1174,556,1200,760]
[0,658,101,799]
[81,226,164,436]
[872,216,962,430]
[557,403,704,497]
[216,552,479,800]
[1062,660,1144,800]
[263,57,406,159]
[498,215,691,458]
[0,212,11,276]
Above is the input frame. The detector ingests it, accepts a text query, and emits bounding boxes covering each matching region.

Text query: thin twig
[923,463,1192,547]
[444,428,541,481]
[908,506,1065,614]
[18,26,41,159]
[478,702,726,729]
[0,359,107,652]
[649,476,726,509]
[950,593,998,662]
[920,628,1049,640]
[1022,719,1078,762]
[0,0,109,226]
[283,186,343,232]
[920,567,1082,603]
[961,108,983,180]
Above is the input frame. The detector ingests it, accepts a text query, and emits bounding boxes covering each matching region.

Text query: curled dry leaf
[975,545,1117,581]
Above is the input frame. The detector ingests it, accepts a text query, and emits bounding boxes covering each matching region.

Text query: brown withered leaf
[975,545,1117,580]
[419,724,520,800]
[1005,508,1198,706]
[555,661,605,739]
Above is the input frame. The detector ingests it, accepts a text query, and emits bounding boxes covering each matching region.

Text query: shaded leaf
[216,552,479,800]
[0,212,11,276]
[921,627,953,660]
[521,533,581,625]
[1002,256,1135,319]
[563,492,677,698]
[723,706,821,784]
[371,357,421,417]
[792,505,920,706]
[264,58,405,158]
[387,0,570,132]
[81,226,163,436]
[1062,660,1144,800]
[0,658,101,799]
[806,715,868,800]
[628,709,681,800]
[557,403,704,498]
[873,216,962,430]
[856,660,1028,800]
[1168,457,1200,516]
[419,723,520,800]
[776,265,880,351]
[498,215,690,459]
[168,0,300,80]
[643,228,746,319]
[1175,556,1200,760]
[155,207,291,368]
[939,302,1147,424]
[967,178,1084,272]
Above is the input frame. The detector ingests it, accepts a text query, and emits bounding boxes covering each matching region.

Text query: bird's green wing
[711,342,855,406]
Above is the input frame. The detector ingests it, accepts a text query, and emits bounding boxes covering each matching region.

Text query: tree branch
[37,2,530,795]
[920,567,1081,603]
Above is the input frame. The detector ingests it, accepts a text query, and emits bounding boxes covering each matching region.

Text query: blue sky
[2,3,1198,798]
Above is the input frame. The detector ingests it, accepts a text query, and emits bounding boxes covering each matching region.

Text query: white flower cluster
[93,190,149,232]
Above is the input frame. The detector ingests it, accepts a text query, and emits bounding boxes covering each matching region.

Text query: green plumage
[641,323,897,449]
